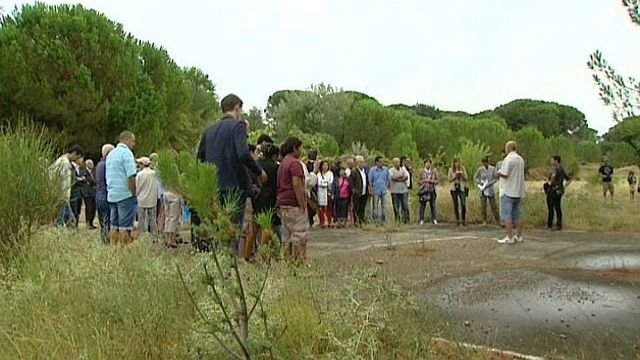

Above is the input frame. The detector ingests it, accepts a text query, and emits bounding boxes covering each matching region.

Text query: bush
[515,127,548,170]
[602,141,638,167]
[547,136,580,176]
[389,133,420,163]
[575,140,602,164]
[0,120,62,264]
[457,138,491,173]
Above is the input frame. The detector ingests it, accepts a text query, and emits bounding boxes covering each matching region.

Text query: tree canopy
[0,3,219,156]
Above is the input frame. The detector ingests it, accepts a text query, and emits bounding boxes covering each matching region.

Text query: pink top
[338,178,351,199]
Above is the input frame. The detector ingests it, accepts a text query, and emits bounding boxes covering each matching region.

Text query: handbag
[308,191,319,212]
[418,189,431,202]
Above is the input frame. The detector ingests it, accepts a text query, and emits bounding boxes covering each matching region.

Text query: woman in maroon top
[276,137,309,264]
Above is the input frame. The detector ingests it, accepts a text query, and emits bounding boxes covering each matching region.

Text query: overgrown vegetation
[157,150,280,359]
[0,228,451,359]
[0,119,62,264]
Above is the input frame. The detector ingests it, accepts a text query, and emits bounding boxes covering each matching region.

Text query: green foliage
[157,150,278,359]
[457,139,491,172]
[389,133,419,163]
[0,119,62,263]
[269,84,354,147]
[0,4,218,156]
[343,99,397,154]
[244,106,265,131]
[248,127,277,147]
[349,141,380,159]
[288,126,340,157]
[515,126,548,169]
[603,116,640,155]
[601,141,639,167]
[547,136,580,176]
[587,2,640,121]
[493,99,590,137]
[575,140,602,163]
[0,230,196,358]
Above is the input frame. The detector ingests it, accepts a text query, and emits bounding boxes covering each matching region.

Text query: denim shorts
[110,196,137,231]
[500,195,522,222]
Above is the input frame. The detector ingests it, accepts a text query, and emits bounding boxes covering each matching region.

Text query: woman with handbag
[418,159,439,225]
[448,158,468,226]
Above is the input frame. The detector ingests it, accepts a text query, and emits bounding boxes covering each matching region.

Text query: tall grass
[0,120,63,264]
[0,229,454,359]
[403,180,640,232]
[0,230,197,359]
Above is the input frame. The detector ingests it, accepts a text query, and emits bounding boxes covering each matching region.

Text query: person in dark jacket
[197,94,263,228]
[82,159,97,229]
[350,155,369,226]
[95,144,114,243]
[256,143,281,239]
[70,157,85,227]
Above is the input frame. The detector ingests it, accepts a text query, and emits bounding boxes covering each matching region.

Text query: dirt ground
[309,225,640,359]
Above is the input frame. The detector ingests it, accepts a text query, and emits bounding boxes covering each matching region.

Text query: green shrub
[389,133,420,163]
[576,140,602,163]
[515,127,548,170]
[457,138,491,172]
[0,120,62,264]
[602,141,638,167]
[547,136,580,176]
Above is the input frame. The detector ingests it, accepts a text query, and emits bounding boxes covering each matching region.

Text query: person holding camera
[448,158,468,226]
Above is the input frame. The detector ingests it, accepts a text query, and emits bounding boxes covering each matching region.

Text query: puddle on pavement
[427,270,640,356]
[564,252,640,272]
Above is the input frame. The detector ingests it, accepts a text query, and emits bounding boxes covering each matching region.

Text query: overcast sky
[4,0,639,133]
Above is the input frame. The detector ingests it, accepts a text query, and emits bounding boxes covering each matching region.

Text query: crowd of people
[52,132,184,247]
[50,93,633,263]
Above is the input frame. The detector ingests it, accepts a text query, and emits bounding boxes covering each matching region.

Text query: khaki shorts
[602,182,614,194]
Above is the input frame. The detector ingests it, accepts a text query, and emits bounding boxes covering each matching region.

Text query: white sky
[4,0,640,134]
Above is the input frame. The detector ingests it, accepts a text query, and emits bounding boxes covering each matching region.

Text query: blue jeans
[500,195,522,223]
[55,201,76,228]
[391,193,410,224]
[110,197,137,231]
[96,193,110,244]
[371,193,387,225]
[419,190,437,222]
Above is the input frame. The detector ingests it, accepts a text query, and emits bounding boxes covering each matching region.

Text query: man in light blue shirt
[368,156,391,225]
[106,131,138,244]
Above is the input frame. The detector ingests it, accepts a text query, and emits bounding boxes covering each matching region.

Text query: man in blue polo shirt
[106,131,138,245]
[368,156,390,225]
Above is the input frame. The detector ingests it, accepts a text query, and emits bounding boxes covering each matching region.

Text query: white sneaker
[514,235,524,243]
[433,220,438,225]
[420,220,425,226]
[497,236,515,244]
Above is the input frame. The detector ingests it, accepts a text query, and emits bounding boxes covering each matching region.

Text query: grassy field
[1,164,638,359]
[0,230,452,359]
[400,164,640,232]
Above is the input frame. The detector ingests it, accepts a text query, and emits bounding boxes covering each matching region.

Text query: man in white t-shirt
[497,141,526,244]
